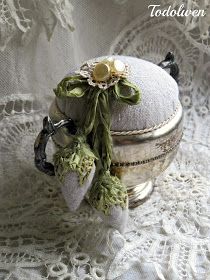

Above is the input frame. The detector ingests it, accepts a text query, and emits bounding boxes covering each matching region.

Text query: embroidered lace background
[0,0,210,279]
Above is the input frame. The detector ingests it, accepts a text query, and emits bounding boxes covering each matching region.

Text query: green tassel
[53,71,141,213]
[88,172,128,215]
[53,136,97,185]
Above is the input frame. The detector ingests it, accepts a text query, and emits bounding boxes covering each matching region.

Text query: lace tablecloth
[0,1,210,279]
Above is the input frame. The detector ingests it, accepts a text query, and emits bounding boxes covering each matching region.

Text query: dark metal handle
[34,116,76,176]
[158,52,179,82]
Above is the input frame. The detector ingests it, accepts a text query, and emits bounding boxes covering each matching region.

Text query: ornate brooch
[78,58,129,89]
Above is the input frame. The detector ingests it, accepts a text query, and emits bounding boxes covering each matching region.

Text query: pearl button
[112,59,126,73]
[93,62,111,82]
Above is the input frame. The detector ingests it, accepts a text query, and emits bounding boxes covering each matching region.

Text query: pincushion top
[34,54,181,226]
[54,55,180,133]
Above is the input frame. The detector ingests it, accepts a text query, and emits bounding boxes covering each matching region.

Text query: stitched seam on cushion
[111,104,180,136]
[54,97,181,136]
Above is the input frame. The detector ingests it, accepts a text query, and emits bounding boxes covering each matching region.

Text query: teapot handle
[34,116,76,176]
[158,52,179,82]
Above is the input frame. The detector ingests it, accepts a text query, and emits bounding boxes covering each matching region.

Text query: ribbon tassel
[53,61,141,214]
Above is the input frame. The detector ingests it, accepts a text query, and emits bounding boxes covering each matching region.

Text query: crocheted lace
[0,3,210,279]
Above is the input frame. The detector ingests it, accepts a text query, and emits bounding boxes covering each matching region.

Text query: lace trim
[160,0,210,53]
[0,6,210,280]
[0,0,74,51]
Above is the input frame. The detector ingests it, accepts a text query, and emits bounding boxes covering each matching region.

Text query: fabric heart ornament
[52,57,141,232]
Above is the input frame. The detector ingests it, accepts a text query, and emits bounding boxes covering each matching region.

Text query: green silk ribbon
[54,75,140,167]
[53,74,141,214]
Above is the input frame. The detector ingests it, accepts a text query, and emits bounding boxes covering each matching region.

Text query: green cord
[53,74,141,214]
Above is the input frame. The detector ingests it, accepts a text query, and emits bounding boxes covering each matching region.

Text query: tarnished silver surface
[111,104,183,208]
[127,181,154,208]
[49,100,183,209]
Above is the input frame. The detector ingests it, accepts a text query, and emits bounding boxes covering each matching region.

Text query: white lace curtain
[0,1,210,279]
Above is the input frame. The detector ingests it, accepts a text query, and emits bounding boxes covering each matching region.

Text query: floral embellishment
[78,58,129,89]
[53,57,141,214]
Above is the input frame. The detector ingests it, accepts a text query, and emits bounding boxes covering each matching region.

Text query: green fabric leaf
[114,78,141,105]
[53,75,88,98]
[53,136,97,185]
[67,87,86,97]
[88,172,128,215]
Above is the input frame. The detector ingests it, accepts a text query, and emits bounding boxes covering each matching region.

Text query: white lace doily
[1,4,210,280]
